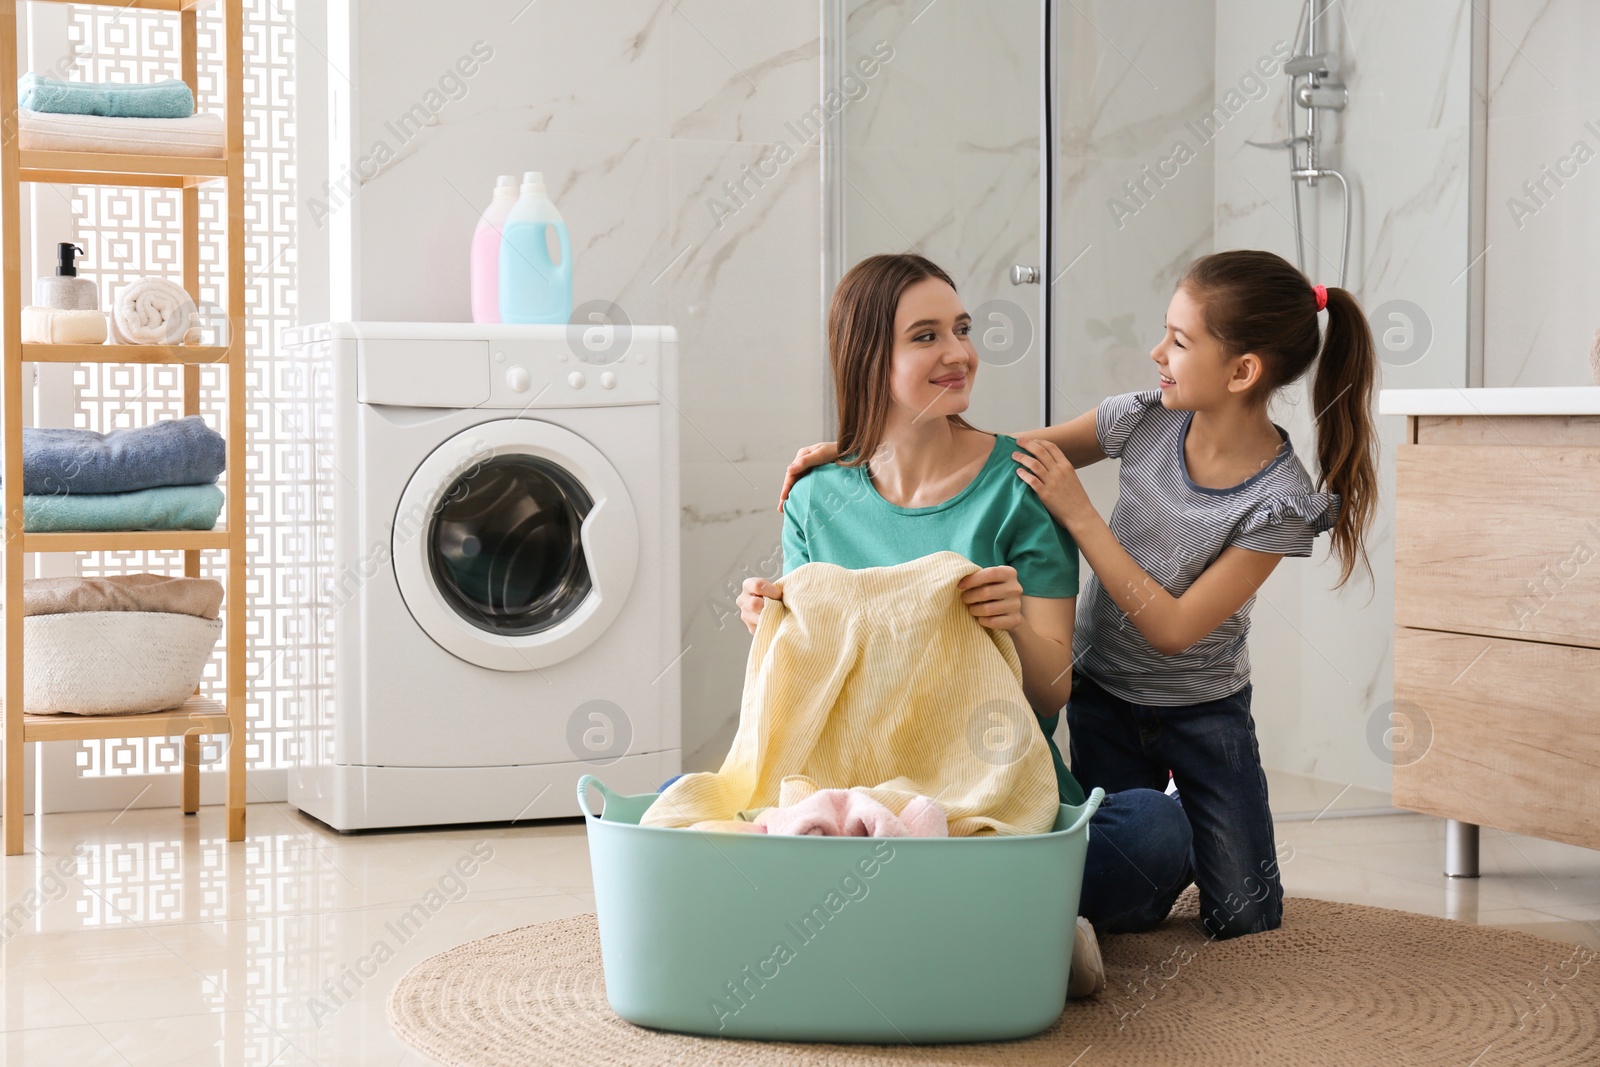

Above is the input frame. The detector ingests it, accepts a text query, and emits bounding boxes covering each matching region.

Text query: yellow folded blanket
[641,551,1061,837]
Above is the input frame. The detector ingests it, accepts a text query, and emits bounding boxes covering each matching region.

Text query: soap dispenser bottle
[34,242,100,310]
[498,171,573,325]
[470,174,519,323]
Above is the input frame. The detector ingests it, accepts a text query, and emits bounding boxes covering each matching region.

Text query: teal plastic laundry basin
[578,775,1104,1044]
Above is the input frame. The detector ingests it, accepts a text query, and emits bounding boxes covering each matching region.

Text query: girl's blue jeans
[1067,668,1283,940]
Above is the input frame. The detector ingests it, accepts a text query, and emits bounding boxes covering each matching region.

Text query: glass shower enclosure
[822,0,1054,436]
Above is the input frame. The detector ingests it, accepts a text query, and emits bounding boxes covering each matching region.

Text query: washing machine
[283,322,680,830]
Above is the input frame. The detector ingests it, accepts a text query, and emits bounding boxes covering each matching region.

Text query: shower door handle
[1010,265,1040,285]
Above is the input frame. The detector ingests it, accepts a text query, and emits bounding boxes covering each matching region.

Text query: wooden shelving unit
[24,343,229,364]
[0,0,246,854]
[18,150,228,187]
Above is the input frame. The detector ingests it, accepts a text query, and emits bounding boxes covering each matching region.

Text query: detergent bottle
[498,171,573,325]
[469,174,519,323]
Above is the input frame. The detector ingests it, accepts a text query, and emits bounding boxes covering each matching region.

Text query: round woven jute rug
[388,889,1599,1066]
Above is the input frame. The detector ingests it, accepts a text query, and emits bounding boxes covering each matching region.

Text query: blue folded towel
[23,484,224,533]
[18,73,194,120]
[19,416,225,495]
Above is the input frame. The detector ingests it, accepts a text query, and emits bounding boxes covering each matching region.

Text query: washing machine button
[600,371,617,390]
[567,371,586,389]
[505,366,531,393]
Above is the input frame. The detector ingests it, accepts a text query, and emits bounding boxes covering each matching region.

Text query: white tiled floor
[2,786,1597,1065]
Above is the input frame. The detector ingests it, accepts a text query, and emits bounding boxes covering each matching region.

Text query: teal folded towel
[23,484,223,533]
[18,73,194,119]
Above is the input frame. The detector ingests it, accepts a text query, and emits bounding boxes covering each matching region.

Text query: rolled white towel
[112,277,196,345]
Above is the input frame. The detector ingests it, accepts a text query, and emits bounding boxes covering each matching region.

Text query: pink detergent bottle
[469,174,519,323]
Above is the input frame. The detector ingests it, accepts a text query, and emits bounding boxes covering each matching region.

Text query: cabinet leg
[1445,819,1479,878]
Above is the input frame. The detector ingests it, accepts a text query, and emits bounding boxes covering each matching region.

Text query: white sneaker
[1068,916,1105,998]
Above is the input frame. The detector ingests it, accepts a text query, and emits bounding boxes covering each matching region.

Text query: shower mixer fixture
[1247,0,1351,287]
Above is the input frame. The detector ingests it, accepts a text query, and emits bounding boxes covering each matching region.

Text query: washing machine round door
[392,419,639,671]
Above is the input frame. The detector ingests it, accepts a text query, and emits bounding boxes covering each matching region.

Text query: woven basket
[23,611,222,715]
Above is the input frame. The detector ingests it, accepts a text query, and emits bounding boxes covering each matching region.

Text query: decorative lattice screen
[60,0,309,780]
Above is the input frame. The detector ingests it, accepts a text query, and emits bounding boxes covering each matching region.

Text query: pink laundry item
[755,785,949,838]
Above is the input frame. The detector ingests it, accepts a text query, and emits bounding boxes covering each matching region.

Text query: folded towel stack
[15,73,223,158]
[22,573,224,619]
[18,74,194,119]
[17,109,224,159]
[14,416,226,533]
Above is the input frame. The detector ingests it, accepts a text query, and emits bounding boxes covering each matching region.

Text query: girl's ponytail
[1312,286,1377,587]
[1179,251,1379,589]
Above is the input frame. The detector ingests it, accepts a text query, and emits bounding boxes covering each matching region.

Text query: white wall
[1212,0,1473,795]
[315,1,829,770]
[308,1,1506,795]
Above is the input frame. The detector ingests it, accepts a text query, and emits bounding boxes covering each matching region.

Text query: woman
[738,253,1194,995]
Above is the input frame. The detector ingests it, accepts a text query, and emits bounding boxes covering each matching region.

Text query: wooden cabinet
[1385,396,1600,869]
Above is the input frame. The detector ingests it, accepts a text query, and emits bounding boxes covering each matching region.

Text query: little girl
[781,248,1378,941]
[1010,249,1377,939]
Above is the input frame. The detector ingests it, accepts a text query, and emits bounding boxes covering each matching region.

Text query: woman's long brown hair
[830,253,977,469]
[1180,250,1378,588]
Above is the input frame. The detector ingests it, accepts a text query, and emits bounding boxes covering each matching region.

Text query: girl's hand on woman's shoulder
[778,442,841,510]
[956,566,1024,631]
[1013,436,1092,529]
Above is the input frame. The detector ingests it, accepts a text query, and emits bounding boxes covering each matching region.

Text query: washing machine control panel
[484,333,659,408]
[357,328,665,409]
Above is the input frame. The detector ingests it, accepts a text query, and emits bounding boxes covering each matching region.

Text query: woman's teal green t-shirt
[780,431,1085,805]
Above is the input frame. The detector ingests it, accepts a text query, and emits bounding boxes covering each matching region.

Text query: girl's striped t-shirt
[1073,389,1340,706]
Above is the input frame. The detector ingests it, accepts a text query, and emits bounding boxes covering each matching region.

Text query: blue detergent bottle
[498,171,573,324]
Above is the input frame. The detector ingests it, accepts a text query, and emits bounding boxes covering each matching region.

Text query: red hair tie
[1312,284,1328,311]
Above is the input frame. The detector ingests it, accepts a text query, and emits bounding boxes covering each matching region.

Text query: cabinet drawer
[1395,443,1600,649]
[1393,627,1600,849]
[1414,414,1600,446]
